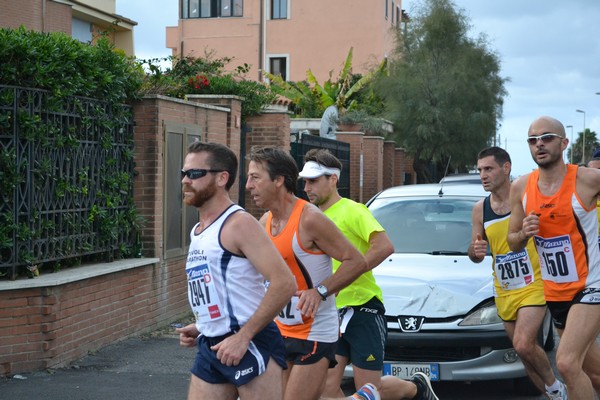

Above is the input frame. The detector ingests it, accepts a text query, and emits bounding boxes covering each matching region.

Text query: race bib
[276,296,304,326]
[187,263,224,323]
[533,235,579,283]
[494,249,535,290]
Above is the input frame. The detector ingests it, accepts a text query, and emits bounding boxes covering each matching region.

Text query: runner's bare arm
[576,166,600,208]
[213,211,296,366]
[507,176,531,252]
[299,203,368,295]
[364,230,394,271]
[469,199,487,263]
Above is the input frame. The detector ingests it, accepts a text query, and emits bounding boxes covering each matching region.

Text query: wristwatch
[316,284,328,301]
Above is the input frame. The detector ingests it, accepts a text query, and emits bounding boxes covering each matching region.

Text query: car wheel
[513,376,542,395]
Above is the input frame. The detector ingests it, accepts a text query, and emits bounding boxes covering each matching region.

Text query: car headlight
[459,301,502,326]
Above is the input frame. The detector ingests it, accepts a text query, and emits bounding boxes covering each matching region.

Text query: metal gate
[290,132,350,200]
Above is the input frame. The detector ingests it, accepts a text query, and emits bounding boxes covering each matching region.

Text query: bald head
[528,116,566,138]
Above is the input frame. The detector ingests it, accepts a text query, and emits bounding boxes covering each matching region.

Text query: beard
[183,183,217,208]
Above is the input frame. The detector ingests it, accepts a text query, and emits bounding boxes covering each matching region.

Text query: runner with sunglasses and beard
[176,141,296,400]
[508,116,600,400]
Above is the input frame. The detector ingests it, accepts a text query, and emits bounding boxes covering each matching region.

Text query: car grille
[384,343,483,362]
[384,315,504,362]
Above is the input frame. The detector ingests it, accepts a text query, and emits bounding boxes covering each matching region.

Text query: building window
[269,56,287,81]
[271,0,288,19]
[72,18,92,43]
[385,0,388,19]
[182,0,242,18]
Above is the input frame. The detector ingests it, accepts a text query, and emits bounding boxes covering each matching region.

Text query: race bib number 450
[533,235,579,283]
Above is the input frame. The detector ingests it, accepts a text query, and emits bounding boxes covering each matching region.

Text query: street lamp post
[566,125,574,164]
[576,109,586,163]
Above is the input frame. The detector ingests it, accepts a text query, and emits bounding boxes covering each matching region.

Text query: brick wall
[0,0,71,34]
[394,147,416,185]
[362,136,384,202]
[0,95,237,376]
[337,132,364,202]
[46,1,72,34]
[383,141,396,189]
[0,260,188,375]
[243,111,291,218]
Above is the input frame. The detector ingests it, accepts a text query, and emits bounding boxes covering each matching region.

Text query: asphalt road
[1,325,598,399]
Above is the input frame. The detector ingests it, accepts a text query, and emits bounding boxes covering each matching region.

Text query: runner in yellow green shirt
[299,149,439,400]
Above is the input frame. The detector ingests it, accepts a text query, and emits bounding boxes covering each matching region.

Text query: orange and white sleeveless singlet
[523,165,600,301]
[267,199,338,343]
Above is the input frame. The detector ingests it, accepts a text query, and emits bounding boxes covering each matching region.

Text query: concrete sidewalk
[0,325,195,400]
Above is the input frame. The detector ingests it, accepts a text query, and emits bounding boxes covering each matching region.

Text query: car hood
[374,254,494,318]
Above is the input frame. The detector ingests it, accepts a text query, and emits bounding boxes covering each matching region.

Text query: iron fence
[290,132,350,200]
[0,85,136,280]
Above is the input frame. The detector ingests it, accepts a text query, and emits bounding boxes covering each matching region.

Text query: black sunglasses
[181,169,224,180]
[526,133,563,145]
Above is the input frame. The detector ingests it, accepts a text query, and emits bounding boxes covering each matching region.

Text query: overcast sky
[116,0,600,177]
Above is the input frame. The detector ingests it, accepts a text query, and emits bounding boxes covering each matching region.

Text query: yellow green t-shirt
[323,198,384,307]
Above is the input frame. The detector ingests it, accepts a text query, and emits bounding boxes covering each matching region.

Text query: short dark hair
[303,149,343,171]
[187,141,238,190]
[248,146,298,193]
[477,146,511,167]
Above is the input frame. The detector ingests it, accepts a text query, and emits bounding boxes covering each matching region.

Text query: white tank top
[186,204,266,337]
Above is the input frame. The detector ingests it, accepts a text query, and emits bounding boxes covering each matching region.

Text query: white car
[353,183,554,394]
[438,173,481,185]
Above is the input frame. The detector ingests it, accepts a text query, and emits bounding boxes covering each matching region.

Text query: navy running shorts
[190,321,286,387]
[336,297,387,370]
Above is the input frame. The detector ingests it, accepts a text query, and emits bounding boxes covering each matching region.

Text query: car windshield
[369,196,478,254]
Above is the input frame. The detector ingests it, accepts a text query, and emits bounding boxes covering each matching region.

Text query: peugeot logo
[398,315,425,332]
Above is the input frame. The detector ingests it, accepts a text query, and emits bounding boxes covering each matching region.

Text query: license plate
[383,362,440,381]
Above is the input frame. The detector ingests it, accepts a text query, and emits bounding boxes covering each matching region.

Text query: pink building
[166,0,405,82]
[0,0,136,56]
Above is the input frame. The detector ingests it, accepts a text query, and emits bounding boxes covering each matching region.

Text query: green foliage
[0,26,143,103]
[376,0,508,182]
[139,54,276,121]
[0,27,143,275]
[265,47,387,118]
[338,109,390,136]
[568,129,599,165]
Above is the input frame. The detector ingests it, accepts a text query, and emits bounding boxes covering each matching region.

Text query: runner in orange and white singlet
[523,165,600,301]
[508,116,600,400]
[246,147,371,400]
[265,199,339,343]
